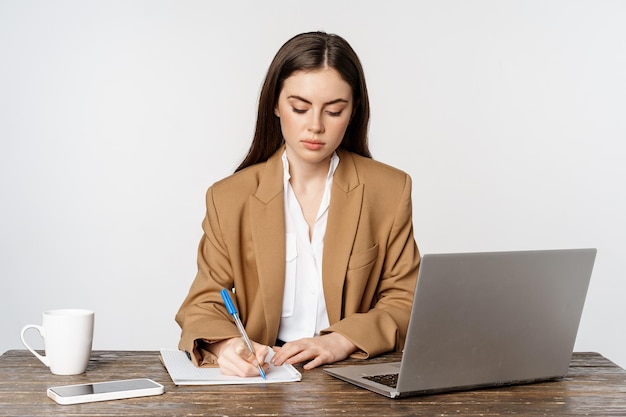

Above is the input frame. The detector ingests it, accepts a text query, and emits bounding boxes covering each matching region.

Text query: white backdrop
[1,1,625,368]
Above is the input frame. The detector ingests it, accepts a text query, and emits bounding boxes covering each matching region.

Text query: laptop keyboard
[364,373,399,388]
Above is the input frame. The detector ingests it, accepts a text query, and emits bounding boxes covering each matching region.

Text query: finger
[270,346,282,365]
[228,356,265,377]
[233,339,258,363]
[284,349,318,366]
[221,339,264,376]
[302,356,325,370]
[254,344,270,365]
[217,353,260,377]
[277,342,321,366]
[270,343,301,366]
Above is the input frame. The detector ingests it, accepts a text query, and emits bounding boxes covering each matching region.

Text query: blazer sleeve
[323,173,420,358]
[175,186,241,366]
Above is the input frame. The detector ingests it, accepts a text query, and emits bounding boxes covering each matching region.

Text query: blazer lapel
[249,149,286,342]
[323,150,363,324]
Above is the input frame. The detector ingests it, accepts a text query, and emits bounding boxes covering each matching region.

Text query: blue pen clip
[220,288,237,316]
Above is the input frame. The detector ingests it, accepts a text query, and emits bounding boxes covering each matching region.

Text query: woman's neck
[286,155,332,240]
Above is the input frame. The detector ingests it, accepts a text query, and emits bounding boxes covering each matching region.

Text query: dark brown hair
[235,31,371,172]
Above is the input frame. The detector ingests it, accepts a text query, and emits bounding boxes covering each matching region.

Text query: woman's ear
[274,106,280,118]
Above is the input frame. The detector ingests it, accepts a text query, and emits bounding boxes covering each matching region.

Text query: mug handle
[20,325,50,367]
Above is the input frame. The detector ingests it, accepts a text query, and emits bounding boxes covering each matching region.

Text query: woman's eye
[327,111,343,117]
[291,107,307,114]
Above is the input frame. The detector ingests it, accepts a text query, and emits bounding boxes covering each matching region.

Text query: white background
[1,1,625,368]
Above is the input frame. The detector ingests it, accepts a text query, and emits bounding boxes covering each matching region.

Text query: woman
[176,31,420,377]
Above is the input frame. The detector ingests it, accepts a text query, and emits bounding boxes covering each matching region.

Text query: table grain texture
[1,350,625,416]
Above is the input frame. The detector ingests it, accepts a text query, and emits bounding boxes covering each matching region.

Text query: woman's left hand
[270,332,356,370]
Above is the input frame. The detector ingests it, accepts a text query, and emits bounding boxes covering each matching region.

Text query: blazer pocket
[347,243,379,270]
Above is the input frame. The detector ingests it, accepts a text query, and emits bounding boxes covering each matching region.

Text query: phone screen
[50,379,161,397]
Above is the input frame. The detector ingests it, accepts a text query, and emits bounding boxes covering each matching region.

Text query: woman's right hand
[209,337,270,378]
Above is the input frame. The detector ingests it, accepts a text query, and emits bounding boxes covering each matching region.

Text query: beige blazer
[176,147,420,366]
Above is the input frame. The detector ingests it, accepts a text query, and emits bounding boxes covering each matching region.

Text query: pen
[220,288,267,380]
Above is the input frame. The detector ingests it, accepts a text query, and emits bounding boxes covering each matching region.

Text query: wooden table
[1,350,626,416]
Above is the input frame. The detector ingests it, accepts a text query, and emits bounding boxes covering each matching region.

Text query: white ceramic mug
[20,309,94,375]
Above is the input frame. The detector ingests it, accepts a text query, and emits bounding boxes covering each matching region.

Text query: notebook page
[160,348,302,385]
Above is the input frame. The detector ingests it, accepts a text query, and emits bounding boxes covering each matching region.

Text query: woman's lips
[302,140,324,150]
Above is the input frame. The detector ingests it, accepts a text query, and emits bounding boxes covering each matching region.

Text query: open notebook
[160,348,301,385]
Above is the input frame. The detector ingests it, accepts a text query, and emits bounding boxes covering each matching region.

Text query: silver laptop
[324,248,597,398]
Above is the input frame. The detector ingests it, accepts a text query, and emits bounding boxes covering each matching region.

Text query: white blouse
[277,151,339,342]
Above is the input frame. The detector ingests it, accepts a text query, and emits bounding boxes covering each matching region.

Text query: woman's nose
[307,112,324,134]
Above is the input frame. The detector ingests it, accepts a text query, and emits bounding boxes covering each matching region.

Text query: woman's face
[274,68,353,168]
